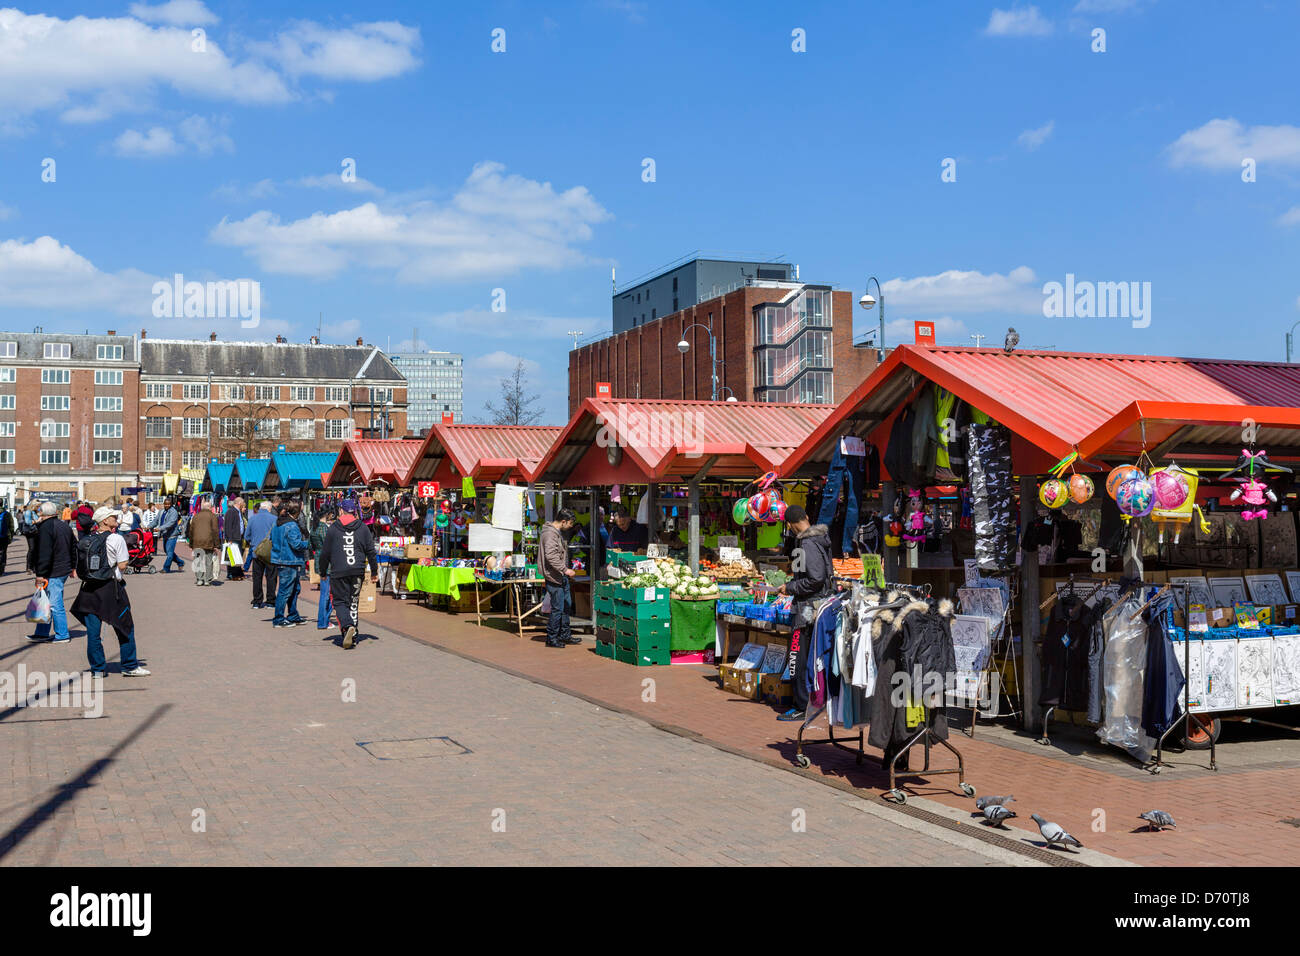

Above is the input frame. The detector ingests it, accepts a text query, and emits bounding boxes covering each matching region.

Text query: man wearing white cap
[70,506,151,678]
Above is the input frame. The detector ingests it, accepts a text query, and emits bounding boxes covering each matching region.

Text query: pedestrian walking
[141,501,158,530]
[156,496,185,572]
[540,508,580,648]
[318,502,377,648]
[22,502,40,573]
[0,499,13,576]
[27,501,76,644]
[70,506,150,678]
[187,501,221,586]
[223,496,246,581]
[74,502,95,539]
[311,509,336,629]
[245,501,278,609]
[270,501,309,627]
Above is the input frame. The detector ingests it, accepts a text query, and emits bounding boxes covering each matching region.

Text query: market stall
[781,344,1300,769]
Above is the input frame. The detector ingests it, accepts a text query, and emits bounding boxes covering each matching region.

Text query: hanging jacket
[1039,594,1093,709]
[910,385,939,488]
[1141,599,1185,740]
[868,596,953,752]
[882,404,918,488]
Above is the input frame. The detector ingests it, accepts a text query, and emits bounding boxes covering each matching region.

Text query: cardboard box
[718,664,761,700]
[359,580,377,614]
[760,673,793,706]
[405,544,434,560]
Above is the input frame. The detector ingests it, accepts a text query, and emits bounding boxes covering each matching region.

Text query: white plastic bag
[25,587,51,625]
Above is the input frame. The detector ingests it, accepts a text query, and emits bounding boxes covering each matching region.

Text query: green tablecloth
[405,566,479,600]
[670,597,718,651]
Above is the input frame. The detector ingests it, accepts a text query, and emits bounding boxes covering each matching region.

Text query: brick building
[0,331,140,503]
[137,335,408,485]
[568,272,878,416]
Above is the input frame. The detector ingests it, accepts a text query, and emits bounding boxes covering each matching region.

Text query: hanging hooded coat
[867,596,955,755]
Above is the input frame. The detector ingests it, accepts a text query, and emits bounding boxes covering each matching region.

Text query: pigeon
[1031,814,1083,850]
[982,805,1016,828]
[1138,810,1177,831]
[976,794,1014,811]
[1004,328,1020,353]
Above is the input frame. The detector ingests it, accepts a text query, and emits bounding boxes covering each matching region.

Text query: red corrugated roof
[532,398,837,483]
[403,424,564,484]
[786,345,1300,472]
[324,439,423,487]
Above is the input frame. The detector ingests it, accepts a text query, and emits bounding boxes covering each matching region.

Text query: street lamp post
[1287,319,1300,363]
[676,318,719,401]
[859,276,885,363]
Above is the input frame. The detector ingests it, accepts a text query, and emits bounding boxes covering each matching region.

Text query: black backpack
[76,531,116,581]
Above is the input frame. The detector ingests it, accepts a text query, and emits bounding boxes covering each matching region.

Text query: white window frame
[0,342,15,359]
[256,417,279,438]
[41,369,71,385]
[96,344,124,361]
[182,451,206,470]
[0,422,15,437]
[289,385,313,402]
[40,422,71,438]
[290,418,314,440]
[145,382,171,399]
[94,370,124,386]
[324,386,348,403]
[144,417,171,438]
[220,418,243,439]
[93,449,123,465]
[0,368,14,383]
[94,396,123,412]
[93,423,123,439]
[253,385,279,402]
[0,395,15,410]
[43,343,71,360]
[323,419,349,440]
[40,449,70,465]
[145,450,171,472]
[183,417,208,438]
[0,449,13,464]
[40,395,70,411]
[183,383,208,400]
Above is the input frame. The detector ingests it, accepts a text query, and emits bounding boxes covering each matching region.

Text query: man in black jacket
[0,499,12,575]
[29,501,77,644]
[318,500,378,650]
[776,506,833,720]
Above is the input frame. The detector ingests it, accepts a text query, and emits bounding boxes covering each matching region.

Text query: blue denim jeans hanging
[816,444,864,555]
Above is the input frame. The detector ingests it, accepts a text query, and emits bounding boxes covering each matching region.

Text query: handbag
[255,536,272,564]
[25,587,51,625]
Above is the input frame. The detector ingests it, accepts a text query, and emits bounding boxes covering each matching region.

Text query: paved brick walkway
[369,579,1300,867]
[0,545,1026,866]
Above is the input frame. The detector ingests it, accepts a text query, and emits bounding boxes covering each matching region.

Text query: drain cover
[357,736,471,760]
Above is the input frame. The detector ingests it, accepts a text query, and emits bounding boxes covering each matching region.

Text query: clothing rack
[1152,582,1218,774]
[792,588,976,805]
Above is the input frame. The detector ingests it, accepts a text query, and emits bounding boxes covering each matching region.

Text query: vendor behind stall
[776,505,833,721]
[607,503,648,552]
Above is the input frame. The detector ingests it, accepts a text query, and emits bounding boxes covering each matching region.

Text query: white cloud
[247,20,421,82]
[112,114,233,157]
[1017,120,1054,150]
[0,235,157,313]
[1279,206,1300,228]
[0,10,421,126]
[322,318,362,340]
[292,173,385,196]
[1167,118,1300,170]
[210,161,611,281]
[472,351,541,375]
[985,6,1052,36]
[880,266,1042,314]
[128,0,219,26]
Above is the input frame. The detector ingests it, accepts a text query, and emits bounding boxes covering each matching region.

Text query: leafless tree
[484,360,543,426]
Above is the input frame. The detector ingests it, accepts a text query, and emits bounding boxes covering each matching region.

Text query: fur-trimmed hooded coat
[867,595,956,752]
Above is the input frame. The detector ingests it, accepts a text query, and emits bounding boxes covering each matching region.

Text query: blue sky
[2,0,1299,424]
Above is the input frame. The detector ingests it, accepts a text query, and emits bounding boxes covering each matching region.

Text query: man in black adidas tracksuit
[318,500,378,649]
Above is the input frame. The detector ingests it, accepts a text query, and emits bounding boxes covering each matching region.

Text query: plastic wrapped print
[967,423,1017,571]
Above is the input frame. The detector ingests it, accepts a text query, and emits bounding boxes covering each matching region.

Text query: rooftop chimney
[209,332,217,341]
[139,329,147,339]
[107,329,116,336]
[356,337,363,346]
[275,334,285,344]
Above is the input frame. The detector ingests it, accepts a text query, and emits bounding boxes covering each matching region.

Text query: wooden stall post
[645,483,658,538]
[688,481,701,572]
[544,482,554,523]
[1019,475,1042,730]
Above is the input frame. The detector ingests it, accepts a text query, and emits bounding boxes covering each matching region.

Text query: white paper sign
[963,559,978,588]
[491,484,524,532]
[719,546,742,563]
[840,436,866,456]
[645,543,663,558]
[634,560,656,575]
[468,522,514,552]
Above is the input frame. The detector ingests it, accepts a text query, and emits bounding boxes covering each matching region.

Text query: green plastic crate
[614,585,671,605]
[616,615,670,639]
[594,594,615,617]
[595,640,615,659]
[615,644,669,666]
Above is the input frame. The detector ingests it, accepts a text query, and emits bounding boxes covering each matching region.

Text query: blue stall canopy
[264,452,337,490]
[200,462,234,493]
[230,457,271,492]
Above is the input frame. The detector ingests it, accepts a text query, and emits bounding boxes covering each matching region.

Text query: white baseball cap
[91,506,122,525]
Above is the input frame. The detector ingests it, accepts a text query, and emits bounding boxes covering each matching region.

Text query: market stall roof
[199,462,234,492]
[324,439,423,488]
[531,398,836,486]
[404,424,563,486]
[1077,401,1300,465]
[228,457,270,492]
[784,344,1300,476]
[264,452,337,490]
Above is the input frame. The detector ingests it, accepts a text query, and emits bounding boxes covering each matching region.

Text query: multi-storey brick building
[0,331,140,503]
[568,261,878,416]
[136,334,408,484]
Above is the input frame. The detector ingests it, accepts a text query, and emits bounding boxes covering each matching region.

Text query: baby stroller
[124,527,158,574]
